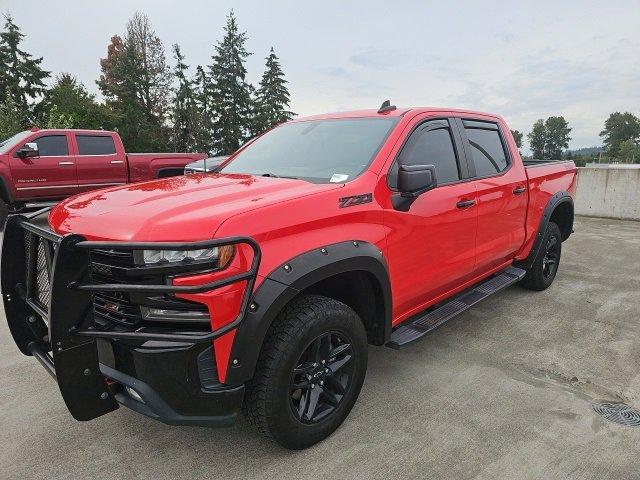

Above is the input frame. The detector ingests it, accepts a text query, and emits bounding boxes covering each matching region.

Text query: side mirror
[203,156,229,173]
[16,142,39,159]
[397,164,437,197]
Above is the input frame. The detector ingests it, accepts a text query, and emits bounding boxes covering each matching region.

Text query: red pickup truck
[2,104,577,450]
[0,128,206,214]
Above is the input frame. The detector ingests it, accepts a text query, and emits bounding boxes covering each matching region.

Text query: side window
[396,125,460,185]
[30,135,69,157]
[465,127,509,177]
[76,135,116,155]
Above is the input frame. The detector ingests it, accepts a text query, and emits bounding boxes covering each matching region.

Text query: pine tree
[208,11,254,155]
[0,93,21,139]
[43,73,115,130]
[0,14,50,126]
[255,47,294,134]
[170,44,199,151]
[193,65,213,153]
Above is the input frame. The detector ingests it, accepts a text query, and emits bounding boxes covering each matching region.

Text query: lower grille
[90,250,143,327]
[25,231,54,311]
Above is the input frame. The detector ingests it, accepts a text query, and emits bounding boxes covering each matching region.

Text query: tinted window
[77,135,116,155]
[32,135,69,157]
[397,126,460,184]
[220,118,398,183]
[465,127,509,176]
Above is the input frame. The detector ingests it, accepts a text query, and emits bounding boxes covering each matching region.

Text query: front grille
[89,249,144,328]
[25,231,55,311]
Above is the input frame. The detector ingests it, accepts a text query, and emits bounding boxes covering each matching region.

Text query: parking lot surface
[1,216,639,480]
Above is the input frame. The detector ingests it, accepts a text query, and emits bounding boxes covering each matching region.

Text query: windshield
[0,130,31,154]
[219,117,398,183]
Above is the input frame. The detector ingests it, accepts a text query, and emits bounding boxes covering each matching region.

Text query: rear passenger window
[31,135,68,157]
[76,135,116,155]
[397,125,460,184]
[465,127,509,177]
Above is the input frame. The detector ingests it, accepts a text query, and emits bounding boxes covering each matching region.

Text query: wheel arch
[0,174,14,204]
[225,240,392,385]
[516,191,573,270]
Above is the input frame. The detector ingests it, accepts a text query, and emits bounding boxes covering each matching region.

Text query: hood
[49,173,342,241]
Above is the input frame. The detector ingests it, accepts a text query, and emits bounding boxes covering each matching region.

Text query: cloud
[349,48,405,70]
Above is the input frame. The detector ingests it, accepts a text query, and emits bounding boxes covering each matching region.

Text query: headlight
[138,245,235,268]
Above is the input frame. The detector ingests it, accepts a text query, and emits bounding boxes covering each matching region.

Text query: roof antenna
[378,100,397,114]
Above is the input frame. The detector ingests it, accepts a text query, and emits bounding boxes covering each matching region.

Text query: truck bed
[523,158,568,167]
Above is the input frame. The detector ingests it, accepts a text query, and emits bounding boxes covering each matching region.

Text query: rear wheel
[520,221,562,291]
[243,294,368,449]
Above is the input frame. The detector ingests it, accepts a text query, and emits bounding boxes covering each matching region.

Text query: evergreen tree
[528,119,546,159]
[0,93,21,139]
[0,14,49,126]
[254,47,294,134]
[43,73,116,129]
[97,12,172,151]
[193,65,213,153]
[170,44,199,151]
[208,11,254,155]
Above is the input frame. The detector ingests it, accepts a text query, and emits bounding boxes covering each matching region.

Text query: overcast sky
[2,0,639,151]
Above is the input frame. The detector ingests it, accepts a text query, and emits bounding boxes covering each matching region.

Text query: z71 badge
[339,193,373,208]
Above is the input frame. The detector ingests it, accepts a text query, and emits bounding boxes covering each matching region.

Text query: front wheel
[520,221,562,291]
[243,294,368,449]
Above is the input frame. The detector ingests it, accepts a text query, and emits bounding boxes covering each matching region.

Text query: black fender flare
[515,191,573,270]
[224,240,392,385]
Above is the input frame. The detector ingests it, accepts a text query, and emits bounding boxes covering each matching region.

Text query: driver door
[11,133,78,200]
[383,117,478,322]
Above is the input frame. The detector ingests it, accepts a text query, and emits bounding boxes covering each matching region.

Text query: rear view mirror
[397,164,437,198]
[16,142,39,159]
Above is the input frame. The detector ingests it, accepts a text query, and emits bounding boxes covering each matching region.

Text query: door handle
[110,160,124,164]
[58,161,74,165]
[456,199,476,209]
[513,186,526,195]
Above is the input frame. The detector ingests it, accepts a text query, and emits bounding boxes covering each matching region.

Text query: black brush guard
[1,210,260,422]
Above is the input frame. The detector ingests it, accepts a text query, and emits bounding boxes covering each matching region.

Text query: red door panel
[381,116,478,324]
[474,169,527,273]
[459,121,528,275]
[384,183,478,323]
[73,134,127,193]
[10,133,77,200]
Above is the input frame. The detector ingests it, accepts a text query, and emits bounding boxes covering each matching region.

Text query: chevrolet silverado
[2,103,576,449]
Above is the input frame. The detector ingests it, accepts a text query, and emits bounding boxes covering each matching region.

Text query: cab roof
[292,107,503,122]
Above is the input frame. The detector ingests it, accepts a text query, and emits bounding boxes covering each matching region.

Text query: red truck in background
[0,128,206,216]
[2,104,577,450]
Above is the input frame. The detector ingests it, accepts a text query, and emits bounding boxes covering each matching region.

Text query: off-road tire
[520,221,562,291]
[243,294,368,450]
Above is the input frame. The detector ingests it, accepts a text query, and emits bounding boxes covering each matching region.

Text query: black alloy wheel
[542,236,560,280]
[289,332,354,424]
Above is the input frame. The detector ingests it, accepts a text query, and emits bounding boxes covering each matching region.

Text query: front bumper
[1,211,260,426]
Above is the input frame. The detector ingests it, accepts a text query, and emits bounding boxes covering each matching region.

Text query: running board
[387,266,526,350]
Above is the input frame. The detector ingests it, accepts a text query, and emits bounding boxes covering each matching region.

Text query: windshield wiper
[261,173,299,180]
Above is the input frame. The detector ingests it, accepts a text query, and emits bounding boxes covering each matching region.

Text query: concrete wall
[575,166,640,220]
